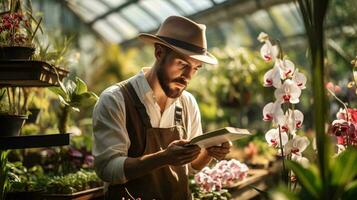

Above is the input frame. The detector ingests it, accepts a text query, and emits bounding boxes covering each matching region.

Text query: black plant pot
[26,108,40,124]
[0,115,27,137]
[0,46,35,60]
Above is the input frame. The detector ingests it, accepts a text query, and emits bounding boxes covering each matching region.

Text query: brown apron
[105,81,191,200]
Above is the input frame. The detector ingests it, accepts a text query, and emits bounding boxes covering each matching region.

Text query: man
[93,15,231,200]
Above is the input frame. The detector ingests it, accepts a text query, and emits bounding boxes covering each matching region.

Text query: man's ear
[154,43,166,61]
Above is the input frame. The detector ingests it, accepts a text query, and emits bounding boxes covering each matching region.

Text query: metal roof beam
[88,0,139,26]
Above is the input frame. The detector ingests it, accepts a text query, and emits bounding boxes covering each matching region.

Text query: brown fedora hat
[138,15,218,65]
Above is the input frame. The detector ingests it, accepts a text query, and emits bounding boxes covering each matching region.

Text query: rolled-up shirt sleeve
[92,88,129,183]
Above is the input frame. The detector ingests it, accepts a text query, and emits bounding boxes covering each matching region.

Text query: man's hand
[163,140,201,166]
[206,141,232,160]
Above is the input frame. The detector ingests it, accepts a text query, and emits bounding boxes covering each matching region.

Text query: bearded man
[93,15,231,200]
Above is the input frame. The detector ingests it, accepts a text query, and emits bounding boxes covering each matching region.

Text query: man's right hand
[163,140,201,166]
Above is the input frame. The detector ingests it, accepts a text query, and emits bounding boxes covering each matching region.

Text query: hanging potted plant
[0,87,29,137]
[0,0,42,60]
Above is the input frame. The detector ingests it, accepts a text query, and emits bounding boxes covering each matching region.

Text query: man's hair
[154,43,172,54]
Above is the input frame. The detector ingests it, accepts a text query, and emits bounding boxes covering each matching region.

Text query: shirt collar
[129,68,178,107]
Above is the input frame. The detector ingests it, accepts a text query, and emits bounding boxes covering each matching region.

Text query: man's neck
[145,66,168,113]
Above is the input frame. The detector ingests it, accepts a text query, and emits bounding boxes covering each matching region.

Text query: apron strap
[117,81,152,128]
[175,96,188,139]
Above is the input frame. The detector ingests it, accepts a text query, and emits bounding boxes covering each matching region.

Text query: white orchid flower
[284,135,310,156]
[274,79,301,104]
[263,65,282,88]
[281,109,304,132]
[275,58,295,79]
[262,101,284,125]
[292,69,307,89]
[291,154,309,168]
[260,40,279,62]
[265,128,288,148]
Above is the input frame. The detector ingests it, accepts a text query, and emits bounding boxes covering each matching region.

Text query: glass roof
[67,0,228,43]
[66,0,303,45]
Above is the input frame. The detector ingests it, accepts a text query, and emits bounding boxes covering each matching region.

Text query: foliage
[6,162,101,194]
[0,0,42,47]
[49,76,98,133]
[7,161,43,192]
[0,150,10,200]
[89,44,140,94]
[273,148,357,200]
[297,0,330,188]
[36,169,102,194]
[33,33,75,68]
[188,47,271,130]
[0,87,31,115]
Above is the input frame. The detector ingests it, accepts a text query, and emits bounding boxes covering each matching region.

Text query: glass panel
[120,4,159,31]
[93,20,122,43]
[168,0,198,15]
[70,0,109,21]
[249,10,274,33]
[187,0,214,11]
[140,0,182,21]
[270,3,304,36]
[213,0,228,3]
[101,0,127,7]
[106,14,138,39]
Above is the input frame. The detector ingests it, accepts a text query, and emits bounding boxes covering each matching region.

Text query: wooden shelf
[0,133,70,149]
[0,60,68,87]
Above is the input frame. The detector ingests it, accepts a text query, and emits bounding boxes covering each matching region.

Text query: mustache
[172,77,188,86]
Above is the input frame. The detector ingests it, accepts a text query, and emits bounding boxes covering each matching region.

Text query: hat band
[157,36,206,54]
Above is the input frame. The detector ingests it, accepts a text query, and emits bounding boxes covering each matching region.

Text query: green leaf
[331,148,357,186]
[48,86,67,100]
[74,77,88,95]
[286,160,322,199]
[342,180,357,200]
[58,95,70,106]
[70,92,98,107]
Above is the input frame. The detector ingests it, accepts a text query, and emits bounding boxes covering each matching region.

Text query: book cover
[188,127,251,148]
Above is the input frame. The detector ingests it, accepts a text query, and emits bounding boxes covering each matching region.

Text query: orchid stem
[278,125,287,184]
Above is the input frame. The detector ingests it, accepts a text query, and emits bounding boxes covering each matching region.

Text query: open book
[187,127,251,148]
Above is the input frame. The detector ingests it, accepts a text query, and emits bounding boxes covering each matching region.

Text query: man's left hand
[206,141,232,160]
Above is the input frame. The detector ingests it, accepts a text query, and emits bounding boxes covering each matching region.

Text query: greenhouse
[0,0,356,199]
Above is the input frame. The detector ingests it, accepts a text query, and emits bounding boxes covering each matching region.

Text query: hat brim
[138,33,218,65]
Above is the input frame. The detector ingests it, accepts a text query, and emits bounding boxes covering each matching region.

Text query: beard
[157,66,187,98]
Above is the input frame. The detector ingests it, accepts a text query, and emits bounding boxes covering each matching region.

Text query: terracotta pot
[0,114,27,137]
[0,46,35,60]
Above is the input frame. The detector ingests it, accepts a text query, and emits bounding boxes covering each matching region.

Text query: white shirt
[92,69,203,184]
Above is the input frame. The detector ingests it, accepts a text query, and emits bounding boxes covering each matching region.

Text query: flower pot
[0,46,35,60]
[26,108,41,124]
[0,115,27,137]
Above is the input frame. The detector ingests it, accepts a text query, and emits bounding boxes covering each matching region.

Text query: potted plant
[49,77,98,134]
[0,0,42,60]
[0,87,29,137]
